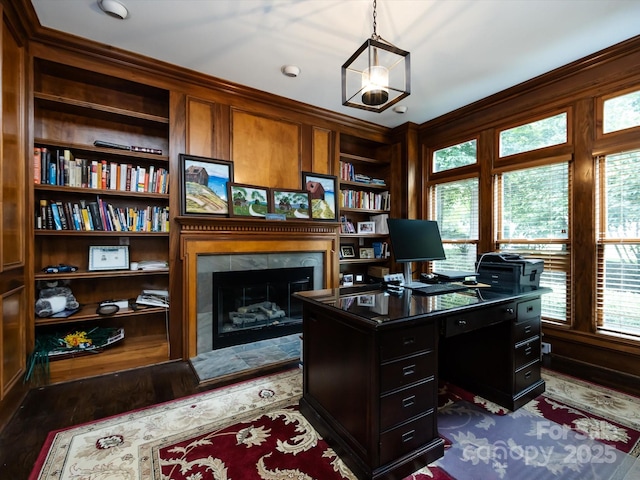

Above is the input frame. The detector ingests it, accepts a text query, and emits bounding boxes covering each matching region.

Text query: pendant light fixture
[342,0,410,112]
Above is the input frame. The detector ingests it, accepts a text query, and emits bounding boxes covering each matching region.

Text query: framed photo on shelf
[359,247,375,259]
[227,183,270,218]
[270,188,311,219]
[88,246,129,271]
[342,273,354,287]
[302,172,338,221]
[357,221,376,234]
[340,245,356,258]
[179,154,234,216]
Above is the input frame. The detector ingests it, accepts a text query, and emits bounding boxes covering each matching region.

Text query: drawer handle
[524,371,532,379]
[402,364,416,376]
[527,306,534,313]
[402,336,416,346]
[456,319,467,327]
[524,325,532,334]
[402,395,416,408]
[524,345,532,356]
[402,430,415,443]
[506,308,514,314]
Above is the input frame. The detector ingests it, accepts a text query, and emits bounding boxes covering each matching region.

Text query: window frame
[493,157,573,325]
[428,174,480,273]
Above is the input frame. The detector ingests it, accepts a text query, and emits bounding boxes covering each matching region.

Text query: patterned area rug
[31,368,640,480]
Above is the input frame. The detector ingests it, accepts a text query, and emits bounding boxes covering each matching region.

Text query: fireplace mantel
[177,216,340,357]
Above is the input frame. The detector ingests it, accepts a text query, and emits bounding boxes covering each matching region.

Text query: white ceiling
[30,0,640,128]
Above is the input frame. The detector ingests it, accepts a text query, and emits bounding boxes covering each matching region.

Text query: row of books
[33,147,169,194]
[339,189,390,211]
[36,198,170,232]
[339,161,386,186]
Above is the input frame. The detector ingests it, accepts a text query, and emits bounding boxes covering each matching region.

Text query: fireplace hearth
[212,266,314,349]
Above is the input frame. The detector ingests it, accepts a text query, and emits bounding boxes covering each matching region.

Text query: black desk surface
[295,283,552,328]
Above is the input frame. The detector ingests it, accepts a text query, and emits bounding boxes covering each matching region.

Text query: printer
[476,253,544,290]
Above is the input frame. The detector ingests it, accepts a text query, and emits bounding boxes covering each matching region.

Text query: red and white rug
[31,369,640,479]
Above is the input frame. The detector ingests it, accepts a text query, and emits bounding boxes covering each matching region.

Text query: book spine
[34,147,41,184]
[56,202,69,230]
[50,201,62,230]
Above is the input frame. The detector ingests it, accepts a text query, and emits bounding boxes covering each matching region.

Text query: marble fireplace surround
[178,217,340,358]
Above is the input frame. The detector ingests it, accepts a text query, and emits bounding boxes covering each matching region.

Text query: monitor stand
[402,262,424,289]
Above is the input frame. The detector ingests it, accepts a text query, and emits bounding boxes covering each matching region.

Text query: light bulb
[362,65,389,106]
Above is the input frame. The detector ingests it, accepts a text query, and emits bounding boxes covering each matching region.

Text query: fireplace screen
[212,266,314,349]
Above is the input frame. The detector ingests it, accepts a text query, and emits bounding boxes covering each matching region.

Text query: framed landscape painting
[302,172,338,221]
[179,154,234,216]
[270,188,311,219]
[228,183,270,217]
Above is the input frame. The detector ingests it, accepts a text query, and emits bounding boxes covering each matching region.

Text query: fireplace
[212,266,313,349]
[178,217,340,359]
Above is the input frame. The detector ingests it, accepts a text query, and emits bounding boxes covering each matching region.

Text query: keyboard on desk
[409,283,468,296]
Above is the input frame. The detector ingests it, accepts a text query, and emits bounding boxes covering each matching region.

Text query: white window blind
[430,178,478,272]
[496,162,571,323]
[596,150,640,336]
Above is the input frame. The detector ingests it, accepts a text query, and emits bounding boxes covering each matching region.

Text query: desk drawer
[515,361,541,392]
[380,379,434,431]
[441,302,516,338]
[379,411,435,466]
[517,298,541,321]
[380,351,435,393]
[514,318,540,344]
[514,337,540,370]
[379,324,436,361]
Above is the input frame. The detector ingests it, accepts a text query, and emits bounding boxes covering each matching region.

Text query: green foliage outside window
[499,113,567,157]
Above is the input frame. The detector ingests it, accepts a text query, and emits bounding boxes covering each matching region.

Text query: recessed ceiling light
[98,0,129,20]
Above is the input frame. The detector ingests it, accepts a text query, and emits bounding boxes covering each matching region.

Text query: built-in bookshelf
[338,134,392,285]
[31,58,171,384]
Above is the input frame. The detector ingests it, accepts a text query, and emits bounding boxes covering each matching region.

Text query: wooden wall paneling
[1,4,27,400]
[571,97,596,332]
[311,127,332,175]
[169,91,187,360]
[186,97,215,159]
[478,129,495,254]
[2,287,25,398]
[231,110,301,189]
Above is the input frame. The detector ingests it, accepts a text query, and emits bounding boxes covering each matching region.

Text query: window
[430,177,479,272]
[596,149,640,336]
[603,89,640,134]
[499,112,567,157]
[495,162,571,322]
[433,139,477,173]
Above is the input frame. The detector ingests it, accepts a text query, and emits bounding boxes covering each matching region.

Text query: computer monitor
[386,218,446,288]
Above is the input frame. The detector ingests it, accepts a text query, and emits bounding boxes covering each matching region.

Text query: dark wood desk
[296,285,550,480]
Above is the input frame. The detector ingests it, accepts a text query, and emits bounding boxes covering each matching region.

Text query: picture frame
[270,188,311,219]
[179,154,234,216]
[340,245,356,258]
[301,172,338,221]
[357,294,375,306]
[227,183,270,218]
[342,273,354,287]
[359,247,375,259]
[88,245,129,271]
[357,221,376,234]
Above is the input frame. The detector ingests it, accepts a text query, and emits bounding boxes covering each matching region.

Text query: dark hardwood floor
[2,355,640,480]
[0,360,295,480]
